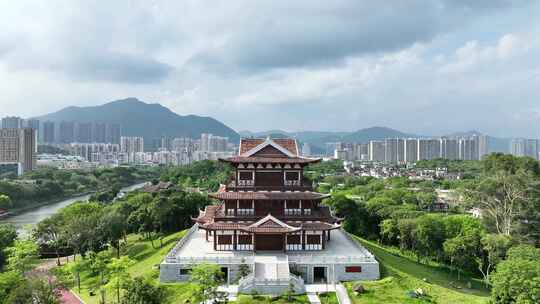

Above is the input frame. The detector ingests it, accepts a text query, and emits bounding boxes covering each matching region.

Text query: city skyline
[1,2,540,137]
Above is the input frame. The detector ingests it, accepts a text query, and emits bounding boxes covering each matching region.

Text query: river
[0,182,148,236]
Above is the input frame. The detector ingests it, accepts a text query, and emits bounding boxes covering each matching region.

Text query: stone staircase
[238,254,305,295]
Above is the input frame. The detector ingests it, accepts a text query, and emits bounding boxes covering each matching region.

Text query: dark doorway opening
[220,267,229,284]
[255,234,284,251]
[313,266,327,283]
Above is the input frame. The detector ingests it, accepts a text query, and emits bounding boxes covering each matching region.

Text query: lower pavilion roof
[219,156,320,164]
[209,191,330,201]
[200,220,341,232]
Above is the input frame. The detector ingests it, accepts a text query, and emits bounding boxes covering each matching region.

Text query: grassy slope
[346,236,490,304]
[69,230,192,304]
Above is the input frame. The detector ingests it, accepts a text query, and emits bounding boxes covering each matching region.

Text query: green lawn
[62,230,195,304]
[346,236,490,304]
[319,292,339,304]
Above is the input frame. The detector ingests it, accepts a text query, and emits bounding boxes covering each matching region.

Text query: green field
[63,230,195,304]
[346,236,490,304]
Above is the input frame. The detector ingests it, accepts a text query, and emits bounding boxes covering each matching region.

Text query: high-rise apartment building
[1,116,24,129]
[384,138,404,163]
[403,139,418,163]
[510,138,525,157]
[200,133,229,152]
[525,139,539,160]
[107,124,121,144]
[418,139,441,160]
[0,128,36,174]
[459,137,479,160]
[120,136,144,153]
[478,135,489,160]
[440,138,459,160]
[93,123,107,143]
[59,121,75,143]
[369,140,385,162]
[43,121,55,143]
[76,122,93,143]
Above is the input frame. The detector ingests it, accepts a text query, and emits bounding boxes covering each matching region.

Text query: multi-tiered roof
[194,137,342,251]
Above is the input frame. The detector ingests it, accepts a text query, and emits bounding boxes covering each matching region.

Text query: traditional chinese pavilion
[160,137,379,294]
[194,137,342,252]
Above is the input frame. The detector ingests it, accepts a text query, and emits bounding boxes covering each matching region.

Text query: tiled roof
[193,205,220,224]
[220,156,320,164]
[209,191,330,201]
[200,221,341,232]
[239,138,298,156]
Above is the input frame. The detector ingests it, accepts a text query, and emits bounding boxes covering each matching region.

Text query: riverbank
[0,181,148,236]
[3,180,149,217]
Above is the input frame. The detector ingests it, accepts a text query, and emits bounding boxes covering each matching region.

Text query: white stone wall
[291,261,379,284]
[159,262,253,284]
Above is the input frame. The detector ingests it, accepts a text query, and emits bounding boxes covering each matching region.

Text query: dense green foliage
[490,245,540,303]
[160,160,232,191]
[0,166,159,210]
[320,154,540,303]
[305,159,345,181]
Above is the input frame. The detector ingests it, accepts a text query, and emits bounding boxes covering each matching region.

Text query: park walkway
[32,257,84,304]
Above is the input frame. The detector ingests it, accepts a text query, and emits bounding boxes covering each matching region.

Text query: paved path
[307,293,321,304]
[335,283,352,304]
[32,258,84,304]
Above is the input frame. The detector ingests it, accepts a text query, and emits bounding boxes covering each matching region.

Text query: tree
[0,194,12,209]
[34,216,66,266]
[66,259,85,294]
[416,191,437,210]
[5,240,39,274]
[189,263,224,303]
[6,278,61,304]
[472,172,529,235]
[0,223,17,268]
[477,234,513,287]
[443,233,482,280]
[491,245,540,303]
[121,277,165,304]
[0,271,24,303]
[414,215,446,262]
[106,256,135,304]
[238,258,250,280]
[98,210,126,258]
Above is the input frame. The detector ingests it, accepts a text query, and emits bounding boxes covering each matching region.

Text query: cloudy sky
[1,1,539,137]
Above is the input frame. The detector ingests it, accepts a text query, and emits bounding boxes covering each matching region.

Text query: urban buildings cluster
[2,116,122,144]
[38,134,235,169]
[1,116,236,171]
[0,128,37,175]
[509,138,540,160]
[332,136,489,163]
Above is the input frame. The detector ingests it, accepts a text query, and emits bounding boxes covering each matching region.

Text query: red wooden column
[283,234,287,253]
[302,230,306,250]
[213,231,217,251]
[322,231,326,250]
[253,234,257,252]
[233,230,237,251]
[206,230,209,242]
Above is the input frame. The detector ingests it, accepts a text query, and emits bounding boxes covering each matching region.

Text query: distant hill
[241,126,511,155]
[35,98,240,147]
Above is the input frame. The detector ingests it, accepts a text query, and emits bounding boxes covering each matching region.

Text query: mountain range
[35,98,240,148]
[34,98,510,153]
